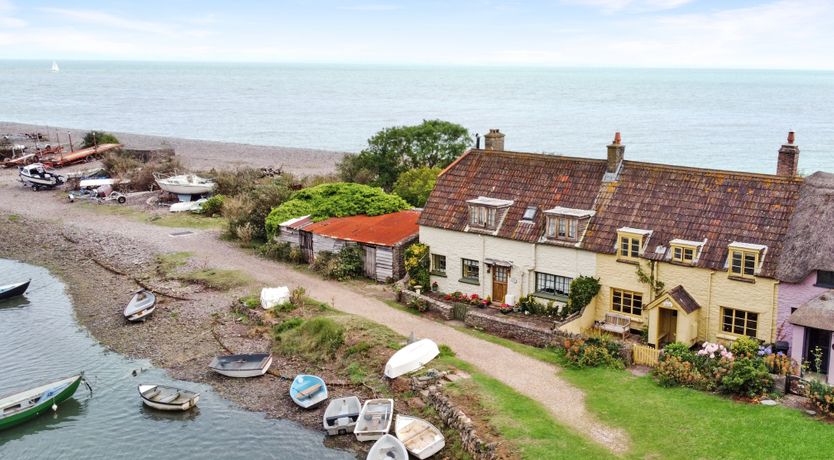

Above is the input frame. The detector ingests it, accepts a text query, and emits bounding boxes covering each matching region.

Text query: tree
[82,131,120,148]
[264,182,410,239]
[338,120,471,190]
[392,167,441,207]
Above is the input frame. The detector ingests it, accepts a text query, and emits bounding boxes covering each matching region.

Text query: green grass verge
[80,203,224,229]
[155,251,251,290]
[437,355,613,460]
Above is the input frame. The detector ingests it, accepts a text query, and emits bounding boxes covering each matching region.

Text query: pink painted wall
[778,271,827,345]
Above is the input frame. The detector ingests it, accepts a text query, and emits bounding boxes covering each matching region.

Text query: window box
[430,270,447,278]
[727,275,756,284]
[459,278,480,286]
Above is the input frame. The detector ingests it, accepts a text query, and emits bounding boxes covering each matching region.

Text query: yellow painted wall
[594,254,779,344]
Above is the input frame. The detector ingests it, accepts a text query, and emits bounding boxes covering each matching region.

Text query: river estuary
[0,259,354,459]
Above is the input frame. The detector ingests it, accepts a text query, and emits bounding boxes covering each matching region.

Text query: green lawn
[437,356,614,460]
[80,202,224,229]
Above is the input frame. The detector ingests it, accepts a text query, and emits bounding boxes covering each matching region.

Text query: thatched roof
[789,291,834,330]
[776,172,834,283]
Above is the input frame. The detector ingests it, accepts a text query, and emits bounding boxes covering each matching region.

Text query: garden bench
[597,312,631,338]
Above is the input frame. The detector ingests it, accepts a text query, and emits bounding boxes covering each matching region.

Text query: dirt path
[0,172,630,454]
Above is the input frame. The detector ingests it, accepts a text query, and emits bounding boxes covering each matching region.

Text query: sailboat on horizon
[51,61,59,73]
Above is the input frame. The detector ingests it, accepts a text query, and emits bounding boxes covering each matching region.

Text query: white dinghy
[123,290,157,322]
[395,415,445,459]
[208,353,272,378]
[323,396,361,436]
[384,338,440,379]
[155,174,216,196]
[138,384,199,411]
[367,434,408,460]
[354,398,394,442]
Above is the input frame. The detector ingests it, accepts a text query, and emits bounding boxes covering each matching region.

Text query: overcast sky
[1,0,833,69]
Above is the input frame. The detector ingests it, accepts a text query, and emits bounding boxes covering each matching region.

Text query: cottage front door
[804,328,831,374]
[492,266,509,303]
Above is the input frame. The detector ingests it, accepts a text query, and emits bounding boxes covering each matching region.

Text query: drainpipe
[480,234,486,298]
[707,271,716,342]
[771,280,780,343]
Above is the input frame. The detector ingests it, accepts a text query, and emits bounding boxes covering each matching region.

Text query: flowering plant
[499,303,513,314]
[697,342,733,360]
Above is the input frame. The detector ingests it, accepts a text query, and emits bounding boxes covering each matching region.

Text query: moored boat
[123,290,157,322]
[155,174,216,196]
[394,415,445,459]
[367,434,408,460]
[0,374,83,431]
[0,280,30,301]
[138,384,199,411]
[208,353,272,378]
[290,374,328,409]
[323,395,361,435]
[384,338,440,379]
[354,398,394,442]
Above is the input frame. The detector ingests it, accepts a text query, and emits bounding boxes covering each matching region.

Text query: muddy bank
[0,214,364,454]
[0,121,346,175]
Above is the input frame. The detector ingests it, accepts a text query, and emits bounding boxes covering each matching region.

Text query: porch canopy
[790,292,834,331]
[644,285,701,347]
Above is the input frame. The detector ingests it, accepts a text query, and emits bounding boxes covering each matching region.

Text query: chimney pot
[484,128,505,151]
[606,132,625,174]
[777,131,799,177]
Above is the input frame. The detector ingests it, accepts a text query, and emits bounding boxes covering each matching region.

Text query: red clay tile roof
[420,148,804,278]
[304,210,420,247]
[583,161,802,278]
[419,150,607,243]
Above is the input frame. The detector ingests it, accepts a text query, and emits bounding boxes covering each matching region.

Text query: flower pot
[500,309,511,315]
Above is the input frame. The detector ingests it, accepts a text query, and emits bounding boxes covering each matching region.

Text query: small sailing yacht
[51,61,60,73]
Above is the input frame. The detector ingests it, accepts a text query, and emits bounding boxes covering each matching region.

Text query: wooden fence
[632,344,661,367]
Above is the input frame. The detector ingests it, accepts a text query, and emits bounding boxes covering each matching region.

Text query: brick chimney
[606,132,625,174]
[777,131,799,177]
[484,129,505,151]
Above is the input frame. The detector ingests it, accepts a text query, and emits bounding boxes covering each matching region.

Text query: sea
[1,60,833,174]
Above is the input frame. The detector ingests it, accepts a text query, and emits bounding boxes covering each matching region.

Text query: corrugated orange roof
[305,210,420,247]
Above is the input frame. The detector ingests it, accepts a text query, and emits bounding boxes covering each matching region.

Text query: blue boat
[289,374,328,409]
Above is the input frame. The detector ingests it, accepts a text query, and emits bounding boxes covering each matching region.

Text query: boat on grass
[0,280,30,301]
[155,174,216,196]
[138,384,199,411]
[123,290,157,322]
[384,338,440,379]
[367,434,408,460]
[0,374,83,431]
[19,163,65,190]
[169,198,207,213]
[209,353,272,378]
[354,398,394,442]
[323,395,360,435]
[395,415,445,459]
[290,374,328,409]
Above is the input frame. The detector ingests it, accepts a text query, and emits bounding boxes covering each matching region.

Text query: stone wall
[412,381,497,460]
[401,289,453,320]
[464,308,555,347]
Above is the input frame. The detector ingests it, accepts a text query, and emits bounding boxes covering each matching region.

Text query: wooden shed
[279,211,420,282]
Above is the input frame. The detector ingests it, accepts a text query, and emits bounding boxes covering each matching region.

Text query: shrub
[102,150,183,192]
[408,298,429,312]
[809,380,834,416]
[310,247,364,281]
[404,243,430,288]
[719,357,773,398]
[763,353,799,375]
[662,342,696,362]
[272,317,304,336]
[517,294,559,316]
[655,355,709,388]
[82,131,119,148]
[392,167,441,207]
[200,194,225,216]
[730,336,761,359]
[290,286,306,308]
[562,331,624,369]
[264,182,410,239]
[209,167,268,197]
[236,222,256,245]
[566,276,601,315]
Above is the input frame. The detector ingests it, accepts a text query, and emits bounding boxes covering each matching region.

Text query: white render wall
[419,226,596,304]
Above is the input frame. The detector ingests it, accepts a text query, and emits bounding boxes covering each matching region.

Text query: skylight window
[522,206,537,221]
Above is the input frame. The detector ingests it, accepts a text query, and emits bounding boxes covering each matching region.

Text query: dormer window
[727,242,767,279]
[617,227,652,261]
[543,206,594,242]
[668,239,705,265]
[466,196,513,231]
